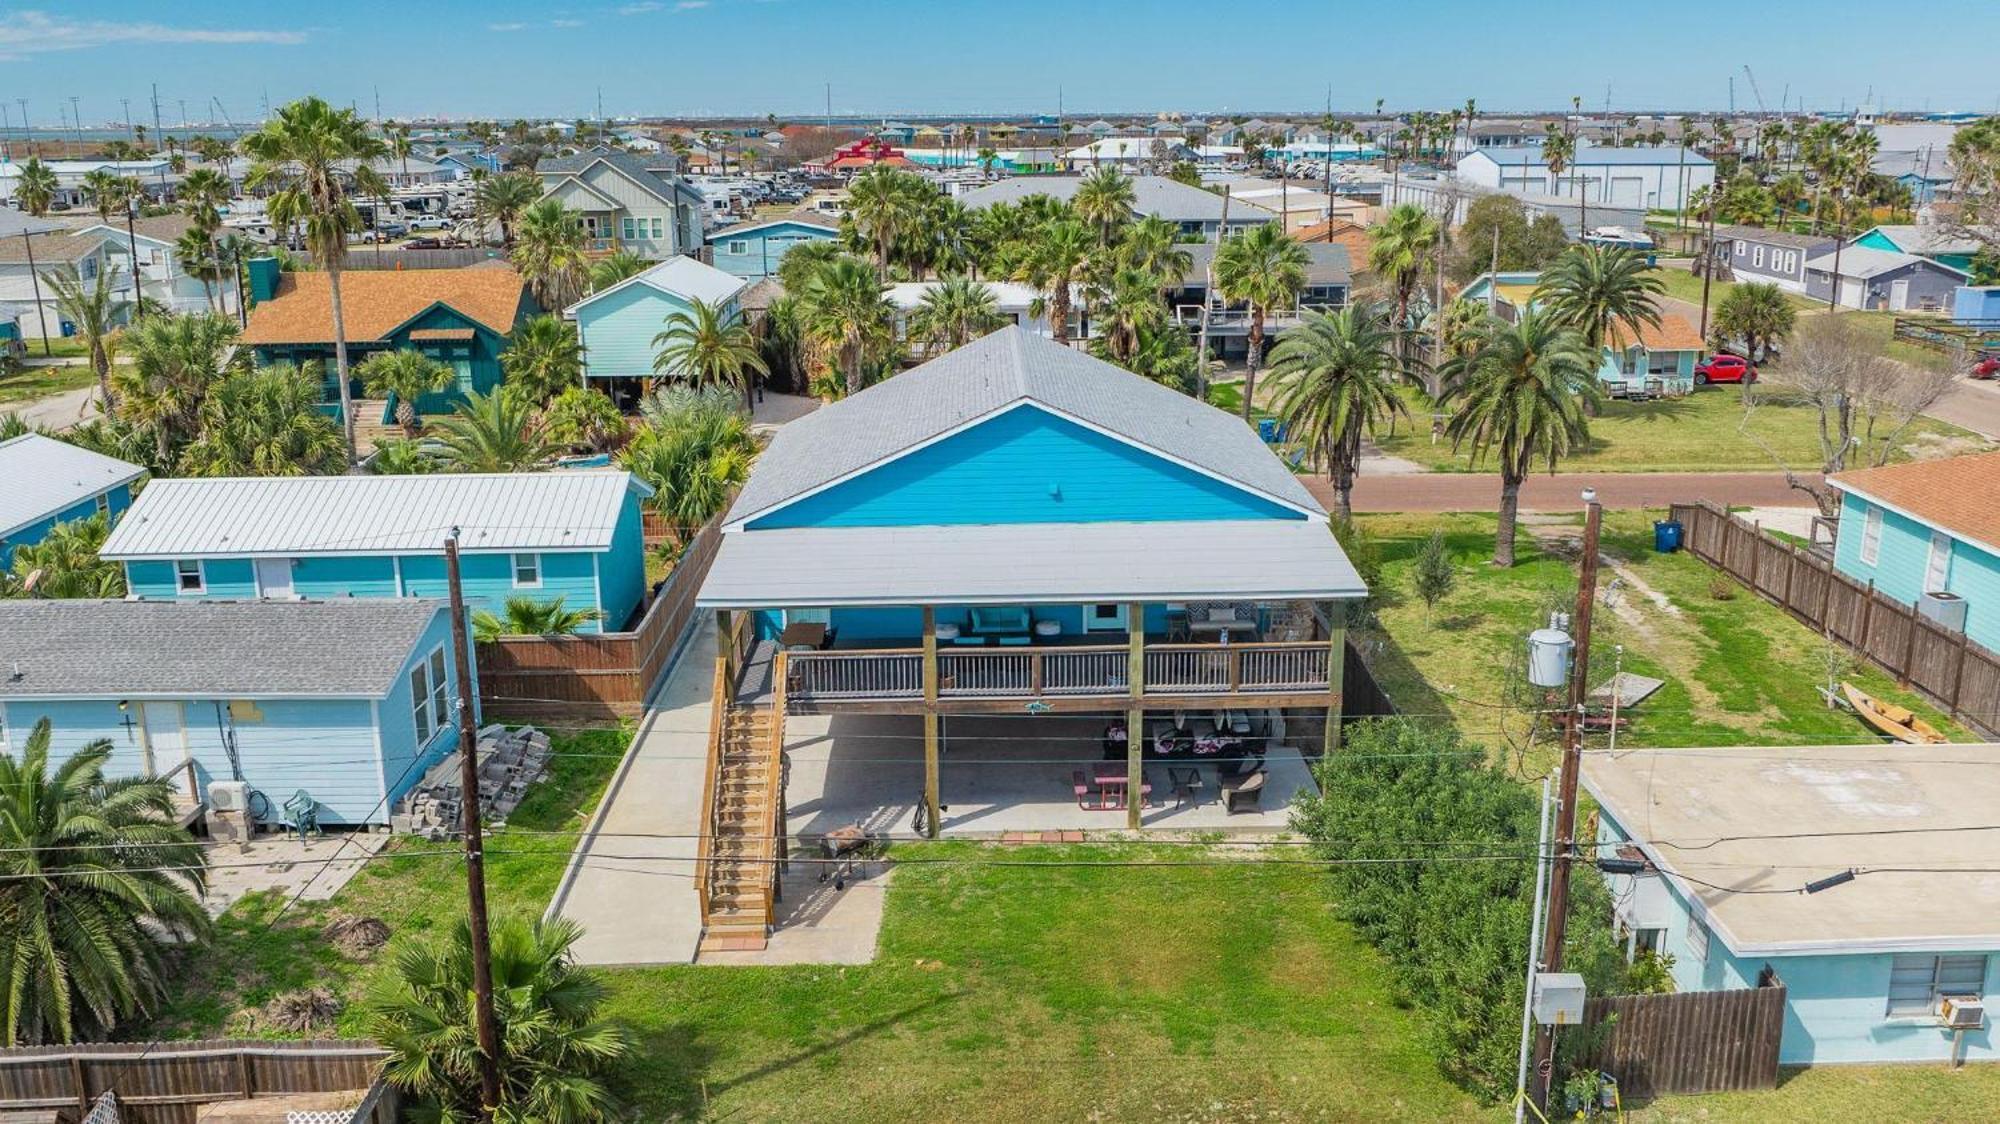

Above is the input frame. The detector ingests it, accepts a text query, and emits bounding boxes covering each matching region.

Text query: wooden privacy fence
[0,1040,388,1124]
[1669,500,2000,739]
[1575,985,1787,1098]
[476,510,724,719]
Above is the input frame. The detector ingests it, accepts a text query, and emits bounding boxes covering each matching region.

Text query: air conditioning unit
[208,780,250,813]
[1533,972,1588,1026]
[1941,995,1986,1030]
[1919,591,1968,632]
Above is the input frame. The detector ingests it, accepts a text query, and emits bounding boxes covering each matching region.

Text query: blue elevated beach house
[1828,452,2000,652]
[707,216,840,280]
[1460,271,1706,395]
[0,599,470,827]
[0,433,146,565]
[100,471,653,632]
[567,255,748,403]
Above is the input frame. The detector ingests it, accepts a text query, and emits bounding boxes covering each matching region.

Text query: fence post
[1819,561,1836,629]
[1899,601,1921,687]
[70,1056,87,1117]
[1781,545,1796,614]
[1859,580,1876,654]
[1950,629,1972,720]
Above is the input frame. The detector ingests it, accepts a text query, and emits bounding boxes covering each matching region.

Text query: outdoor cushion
[969,606,1031,635]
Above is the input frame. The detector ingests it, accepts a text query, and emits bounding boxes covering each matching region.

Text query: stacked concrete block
[390,725,555,837]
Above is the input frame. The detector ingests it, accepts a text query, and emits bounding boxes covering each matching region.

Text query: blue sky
[4,2,1998,125]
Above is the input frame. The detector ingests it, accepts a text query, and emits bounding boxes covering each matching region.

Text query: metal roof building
[956,176,1278,227]
[0,433,146,542]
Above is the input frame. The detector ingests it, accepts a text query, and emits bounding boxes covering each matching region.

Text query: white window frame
[621,216,637,241]
[94,492,110,517]
[1686,916,1710,964]
[512,553,542,589]
[727,239,749,255]
[1926,531,1953,593]
[1859,505,1884,566]
[1887,953,1987,1019]
[175,559,206,594]
[1735,240,1747,258]
[1752,245,1765,268]
[411,644,451,744]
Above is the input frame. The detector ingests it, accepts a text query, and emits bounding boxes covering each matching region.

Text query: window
[1887,954,1987,1019]
[512,553,541,587]
[1634,928,1666,956]
[174,559,204,594]
[411,646,452,744]
[1085,603,1129,632]
[1926,531,1953,592]
[1735,240,1747,258]
[727,240,749,255]
[1752,246,1765,268]
[621,217,636,241]
[1859,505,1884,565]
[1686,917,1710,964]
[94,492,110,517]
[651,217,665,238]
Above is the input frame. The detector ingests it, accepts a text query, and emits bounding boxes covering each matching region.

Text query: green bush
[1290,718,1627,1099]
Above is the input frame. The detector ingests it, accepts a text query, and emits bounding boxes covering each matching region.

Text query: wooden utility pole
[1530,491,1602,1106]
[444,531,505,1120]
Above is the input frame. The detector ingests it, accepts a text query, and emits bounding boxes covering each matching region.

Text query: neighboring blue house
[0,599,471,827]
[100,471,654,632]
[1851,224,1982,274]
[1955,286,2000,326]
[0,433,146,566]
[1586,744,1998,1066]
[1459,271,1706,394]
[707,217,840,281]
[1829,452,2000,651]
[566,255,748,400]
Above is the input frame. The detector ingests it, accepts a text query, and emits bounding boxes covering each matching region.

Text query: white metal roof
[0,434,147,540]
[885,281,1042,311]
[697,520,1366,608]
[1805,244,1970,280]
[564,255,748,316]
[99,471,649,559]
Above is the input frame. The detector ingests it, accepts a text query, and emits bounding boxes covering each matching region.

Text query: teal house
[240,259,536,421]
[100,471,655,632]
[1460,271,1706,394]
[0,599,472,827]
[0,433,146,566]
[1851,225,1981,273]
[1587,744,1999,1066]
[708,217,839,280]
[1829,451,2000,651]
[567,255,747,402]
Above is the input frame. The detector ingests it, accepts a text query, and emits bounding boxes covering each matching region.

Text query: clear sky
[4,2,1998,126]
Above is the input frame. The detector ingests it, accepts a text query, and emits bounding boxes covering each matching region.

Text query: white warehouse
[1457,145,1715,212]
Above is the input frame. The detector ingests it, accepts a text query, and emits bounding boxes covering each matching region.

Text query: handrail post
[762,651,788,922]
[1127,602,1145,831]
[922,607,941,838]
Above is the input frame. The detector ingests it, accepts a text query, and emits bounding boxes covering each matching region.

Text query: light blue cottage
[566,255,748,397]
[1829,452,2000,652]
[707,217,840,281]
[0,433,146,566]
[1459,270,1705,395]
[1585,745,1998,1067]
[0,599,473,826]
[100,470,654,632]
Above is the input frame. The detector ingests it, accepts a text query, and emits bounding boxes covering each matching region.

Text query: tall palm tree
[11,158,60,356]
[431,388,553,472]
[587,249,648,292]
[242,96,390,468]
[908,276,1005,357]
[652,298,768,409]
[1266,306,1407,519]
[501,314,586,404]
[41,265,125,418]
[363,916,627,1124]
[1713,281,1796,364]
[170,227,224,313]
[1118,216,1194,293]
[621,388,755,546]
[1013,218,1094,344]
[511,199,590,310]
[0,719,209,1045]
[1367,202,1441,378]
[1533,244,1664,355]
[845,166,925,277]
[114,312,239,464]
[1540,122,1579,231]
[473,595,605,641]
[180,363,346,476]
[1073,166,1136,247]
[475,172,543,249]
[796,256,895,397]
[1441,311,1600,566]
[80,169,126,223]
[1213,222,1310,419]
[1087,267,1170,364]
[358,349,456,437]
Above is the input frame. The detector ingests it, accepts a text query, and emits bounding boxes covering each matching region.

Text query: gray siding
[1806,259,1965,311]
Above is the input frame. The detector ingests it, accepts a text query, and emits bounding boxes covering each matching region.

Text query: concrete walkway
[5,384,98,431]
[549,621,717,966]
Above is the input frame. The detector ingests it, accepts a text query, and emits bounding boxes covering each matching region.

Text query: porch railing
[790,641,1330,703]
[789,649,924,699]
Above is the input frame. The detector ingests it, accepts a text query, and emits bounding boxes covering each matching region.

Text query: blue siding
[708,222,838,280]
[126,557,259,600]
[748,405,1303,529]
[601,493,647,629]
[400,550,608,633]
[577,282,697,382]
[376,608,470,809]
[293,555,399,599]
[1833,491,2000,651]
[1,481,133,566]
[793,602,1177,644]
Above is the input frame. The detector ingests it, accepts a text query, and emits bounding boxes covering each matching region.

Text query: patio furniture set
[1071,753,1267,815]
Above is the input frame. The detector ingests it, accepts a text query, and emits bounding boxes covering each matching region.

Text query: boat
[1841,682,1949,745]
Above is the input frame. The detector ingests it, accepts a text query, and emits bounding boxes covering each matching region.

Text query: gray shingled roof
[1183,241,1350,286]
[0,599,447,699]
[535,151,700,208]
[726,326,1323,525]
[1713,225,1840,251]
[957,176,1279,224]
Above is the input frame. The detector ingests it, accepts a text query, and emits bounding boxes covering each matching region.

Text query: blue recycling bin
[1257,418,1278,443]
[1654,519,1684,553]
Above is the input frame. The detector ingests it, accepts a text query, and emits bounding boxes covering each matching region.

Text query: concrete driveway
[6,383,99,430]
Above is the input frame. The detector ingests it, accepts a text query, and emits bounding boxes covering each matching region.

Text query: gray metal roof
[1712,225,1840,251]
[726,327,1324,525]
[0,599,446,699]
[957,176,1279,224]
[1467,145,1714,167]
[1182,241,1350,286]
[535,151,701,208]
[0,434,147,540]
[100,470,648,560]
[565,255,746,315]
[1860,224,1987,256]
[1805,244,1968,280]
[699,520,1364,608]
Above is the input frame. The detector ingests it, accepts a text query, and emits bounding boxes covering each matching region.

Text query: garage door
[1609,177,1645,207]
[1501,176,1539,193]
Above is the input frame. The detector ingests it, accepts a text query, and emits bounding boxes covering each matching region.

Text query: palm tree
[1540,122,1579,231]
[41,265,125,418]
[177,167,231,233]
[1441,311,1600,566]
[358,349,456,437]
[1712,281,1796,364]
[1533,244,1664,355]
[775,239,845,294]
[846,166,925,277]
[1118,216,1193,293]
[652,298,768,409]
[795,256,895,397]
[431,388,553,472]
[511,199,590,310]
[1012,218,1094,344]
[1367,203,1441,376]
[908,276,1004,357]
[475,172,543,248]
[368,437,442,475]
[472,595,606,641]
[242,96,390,468]
[621,387,756,547]
[587,250,648,292]
[3,513,125,599]
[1266,306,1407,519]
[1088,267,1170,364]
[501,315,586,405]
[1213,223,1310,419]
[114,312,239,464]
[1073,166,1136,247]
[0,719,209,1045]
[363,916,627,1123]
[180,363,347,476]
[170,227,225,313]
[80,169,126,223]
[11,158,60,357]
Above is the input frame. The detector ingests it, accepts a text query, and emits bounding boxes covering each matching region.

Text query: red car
[1695,354,1757,385]
[1971,355,2000,380]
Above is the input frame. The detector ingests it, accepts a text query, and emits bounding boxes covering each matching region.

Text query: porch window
[512,553,541,588]
[1084,603,1128,632]
[175,559,205,594]
[1886,954,1987,1019]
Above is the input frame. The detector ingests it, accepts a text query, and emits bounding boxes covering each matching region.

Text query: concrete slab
[697,861,890,966]
[201,831,391,917]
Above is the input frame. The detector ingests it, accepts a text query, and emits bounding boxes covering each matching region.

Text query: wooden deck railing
[790,649,925,699]
[789,640,1332,703]
[758,652,788,923]
[695,654,729,925]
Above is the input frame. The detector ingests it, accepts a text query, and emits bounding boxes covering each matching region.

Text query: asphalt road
[1320,470,1822,513]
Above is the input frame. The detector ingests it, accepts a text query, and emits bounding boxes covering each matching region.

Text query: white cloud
[617,1,662,12]
[551,17,585,26]
[676,1,710,7]
[487,21,529,31]
[0,10,306,59]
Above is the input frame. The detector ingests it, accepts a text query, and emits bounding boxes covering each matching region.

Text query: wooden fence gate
[1575,985,1787,1098]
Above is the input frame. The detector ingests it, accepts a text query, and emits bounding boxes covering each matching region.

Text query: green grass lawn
[1371,385,1988,473]
[1633,1064,2000,1122]
[1643,267,1820,313]
[0,361,96,406]
[1354,511,1965,774]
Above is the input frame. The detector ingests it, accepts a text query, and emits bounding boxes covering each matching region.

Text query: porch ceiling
[696,519,1367,609]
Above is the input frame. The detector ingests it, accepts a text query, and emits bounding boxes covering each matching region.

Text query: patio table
[780,621,828,650]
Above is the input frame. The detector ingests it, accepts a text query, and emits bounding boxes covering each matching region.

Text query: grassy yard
[1642,266,1820,313]
[1633,1064,2000,1122]
[1371,385,1988,473]
[1355,511,1966,774]
[0,361,96,406]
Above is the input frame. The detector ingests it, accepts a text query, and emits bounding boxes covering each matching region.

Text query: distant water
[8,125,254,142]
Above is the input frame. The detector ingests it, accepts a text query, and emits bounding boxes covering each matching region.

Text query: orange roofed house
[1459,269,1709,396]
[239,258,536,422]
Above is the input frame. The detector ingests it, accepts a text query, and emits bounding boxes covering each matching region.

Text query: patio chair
[967,606,1032,645]
[1219,769,1267,814]
[280,789,322,843]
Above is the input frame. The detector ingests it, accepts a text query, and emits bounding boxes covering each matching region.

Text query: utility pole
[1698,169,1718,339]
[444,532,505,1121]
[121,98,134,142]
[1530,489,1602,1108]
[68,96,82,148]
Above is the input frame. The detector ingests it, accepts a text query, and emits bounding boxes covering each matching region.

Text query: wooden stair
[697,698,785,953]
[350,398,403,452]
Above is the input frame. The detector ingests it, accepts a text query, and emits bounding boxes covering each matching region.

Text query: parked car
[1694,353,1757,385]
[406,215,450,231]
[1970,355,2000,380]
[403,236,445,249]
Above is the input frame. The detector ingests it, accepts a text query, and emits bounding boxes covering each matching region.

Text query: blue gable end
[747,404,1305,529]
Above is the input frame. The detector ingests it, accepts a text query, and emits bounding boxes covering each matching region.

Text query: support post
[1324,612,1347,754]
[922,606,940,838]
[445,532,504,1121]
[1899,599,1921,687]
[717,609,737,685]
[1127,602,1145,831]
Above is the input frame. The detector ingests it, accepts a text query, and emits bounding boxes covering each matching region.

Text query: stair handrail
[696,652,729,925]
[758,651,789,924]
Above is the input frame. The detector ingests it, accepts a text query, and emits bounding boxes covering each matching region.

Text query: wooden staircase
[696,651,788,953]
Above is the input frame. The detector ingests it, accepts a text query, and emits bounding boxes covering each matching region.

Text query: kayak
[1841,682,1948,745]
